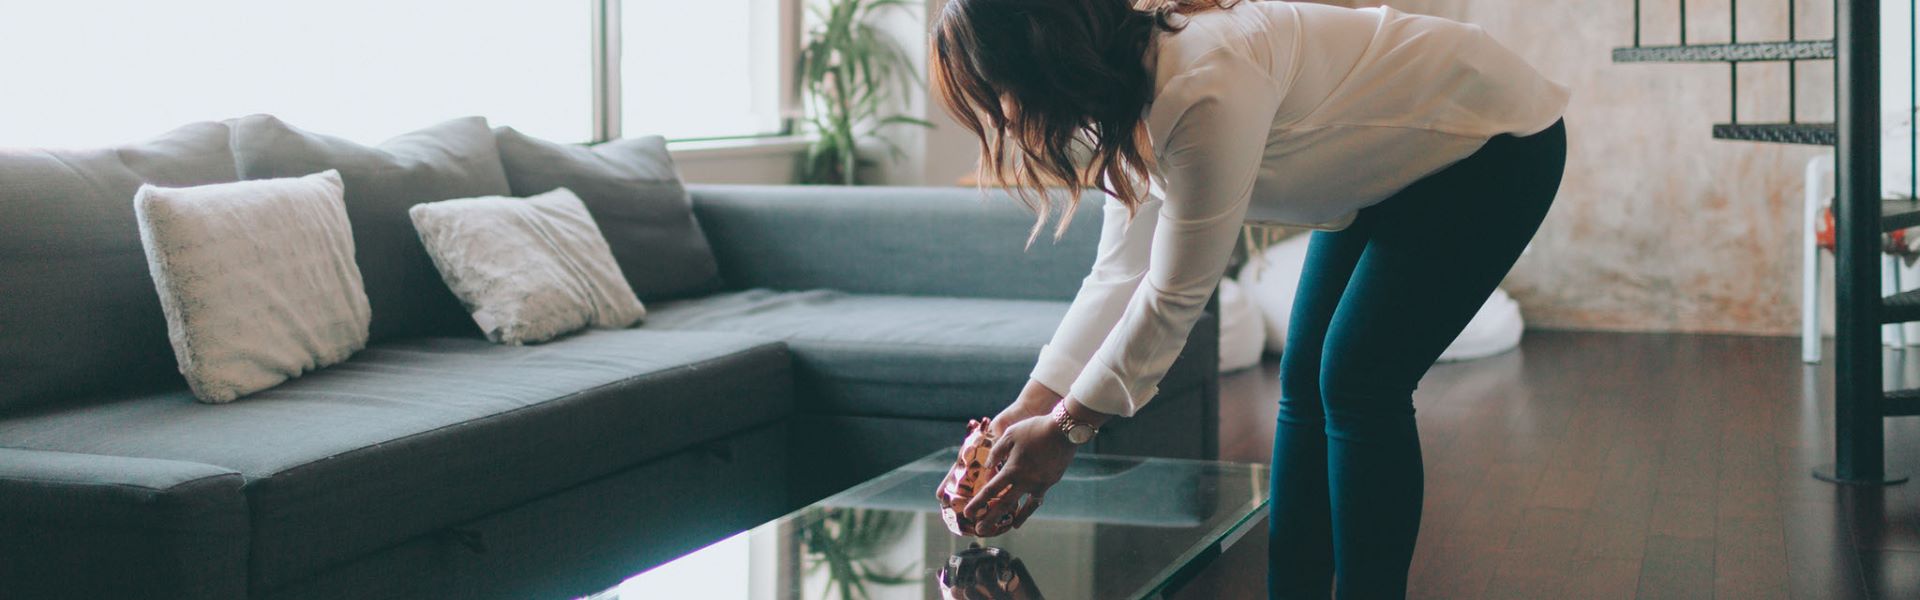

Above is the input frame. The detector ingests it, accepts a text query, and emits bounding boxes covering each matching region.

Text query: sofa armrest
[688,184,1102,301]
[0,448,249,600]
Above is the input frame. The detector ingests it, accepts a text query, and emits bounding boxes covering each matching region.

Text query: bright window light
[0,1,591,148]
[595,532,751,599]
[623,0,786,140]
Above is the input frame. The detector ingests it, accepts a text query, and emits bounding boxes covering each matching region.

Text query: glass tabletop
[588,449,1270,600]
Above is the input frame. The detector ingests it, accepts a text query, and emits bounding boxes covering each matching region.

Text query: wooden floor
[1207,330,1920,599]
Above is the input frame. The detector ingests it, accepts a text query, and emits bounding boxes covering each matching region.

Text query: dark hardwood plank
[1860,549,1920,599]
[1216,359,1281,464]
[1169,515,1270,600]
[1635,535,1715,600]
[1647,493,1715,540]
[1483,507,1586,599]
[1203,331,1920,600]
[1561,557,1645,600]
[1714,515,1790,599]
[1783,496,1869,600]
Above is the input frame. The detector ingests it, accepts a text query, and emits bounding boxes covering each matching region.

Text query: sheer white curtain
[622,0,786,140]
[0,1,591,147]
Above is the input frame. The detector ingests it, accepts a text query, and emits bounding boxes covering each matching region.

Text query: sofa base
[263,422,789,600]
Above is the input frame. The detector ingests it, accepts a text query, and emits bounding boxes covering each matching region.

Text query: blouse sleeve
[1029,189,1164,397]
[1067,50,1283,417]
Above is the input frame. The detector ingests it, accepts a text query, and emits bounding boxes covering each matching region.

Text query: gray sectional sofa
[0,118,1218,599]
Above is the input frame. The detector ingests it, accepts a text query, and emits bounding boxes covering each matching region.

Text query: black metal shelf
[1885,198,1920,231]
[1883,289,1920,324]
[1619,0,1915,484]
[1612,40,1836,63]
[1710,122,1837,145]
[1883,387,1920,416]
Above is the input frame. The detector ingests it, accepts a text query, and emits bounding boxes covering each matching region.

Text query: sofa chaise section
[0,448,250,600]
[0,329,793,595]
[682,185,1222,497]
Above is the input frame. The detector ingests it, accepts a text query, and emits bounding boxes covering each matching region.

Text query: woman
[932,0,1567,597]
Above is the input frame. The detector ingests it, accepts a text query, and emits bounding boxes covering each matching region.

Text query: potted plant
[797,0,932,185]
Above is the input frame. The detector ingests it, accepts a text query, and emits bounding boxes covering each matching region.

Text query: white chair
[1803,154,1919,363]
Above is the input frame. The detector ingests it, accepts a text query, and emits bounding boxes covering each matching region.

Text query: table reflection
[936,544,1045,600]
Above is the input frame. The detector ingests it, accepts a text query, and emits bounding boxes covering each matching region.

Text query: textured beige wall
[1350,0,1831,335]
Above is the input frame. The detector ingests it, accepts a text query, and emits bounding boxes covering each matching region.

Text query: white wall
[861,0,983,187]
[1884,0,1917,197]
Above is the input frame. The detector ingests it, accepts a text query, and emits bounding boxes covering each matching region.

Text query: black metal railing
[1619,0,1920,485]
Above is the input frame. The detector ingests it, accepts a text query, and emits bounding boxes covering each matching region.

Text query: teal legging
[1269,120,1566,599]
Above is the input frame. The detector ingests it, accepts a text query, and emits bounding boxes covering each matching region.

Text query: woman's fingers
[985,433,1015,471]
[974,489,1021,536]
[1010,491,1044,528]
[964,462,1015,517]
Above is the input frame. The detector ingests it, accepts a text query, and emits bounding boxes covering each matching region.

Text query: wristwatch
[1050,401,1100,445]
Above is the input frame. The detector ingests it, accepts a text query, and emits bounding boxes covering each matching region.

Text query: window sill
[667,135,812,161]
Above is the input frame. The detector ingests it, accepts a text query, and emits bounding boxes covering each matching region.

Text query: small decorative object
[797,0,932,184]
[938,418,1011,537]
[937,543,1045,600]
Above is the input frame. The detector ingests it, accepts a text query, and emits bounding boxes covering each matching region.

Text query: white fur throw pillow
[134,170,370,403]
[409,188,646,345]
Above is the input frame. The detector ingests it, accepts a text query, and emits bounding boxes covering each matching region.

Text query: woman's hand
[963,414,1078,535]
[990,380,1063,438]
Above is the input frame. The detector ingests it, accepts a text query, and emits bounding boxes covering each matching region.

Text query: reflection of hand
[938,544,1045,600]
[964,415,1075,535]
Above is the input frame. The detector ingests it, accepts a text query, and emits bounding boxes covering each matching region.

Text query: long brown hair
[932,0,1239,243]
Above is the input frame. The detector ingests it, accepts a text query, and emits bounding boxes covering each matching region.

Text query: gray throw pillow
[493,128,720,301]
[0,121,240,412]
[231,115,513,342]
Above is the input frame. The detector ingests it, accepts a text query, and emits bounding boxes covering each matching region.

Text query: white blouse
[1031,2,1570,418]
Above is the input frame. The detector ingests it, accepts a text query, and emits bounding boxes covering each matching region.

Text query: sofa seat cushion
[645,289,1213,419]
[0,329,792,592]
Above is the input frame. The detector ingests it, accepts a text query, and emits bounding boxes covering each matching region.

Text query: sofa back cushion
[231,115,512,342]
[493,129,720,300]
[0,122,240,412]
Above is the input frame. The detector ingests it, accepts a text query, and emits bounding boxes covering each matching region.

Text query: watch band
[1050,401,1099,445]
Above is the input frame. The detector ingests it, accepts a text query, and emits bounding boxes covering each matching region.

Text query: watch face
[1066,425,1095,445]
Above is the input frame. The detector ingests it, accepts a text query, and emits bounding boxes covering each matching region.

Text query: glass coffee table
[586,449,1269,600]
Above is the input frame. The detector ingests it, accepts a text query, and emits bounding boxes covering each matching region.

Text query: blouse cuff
[1029,344,1085,398]
[1068,359,1156,419]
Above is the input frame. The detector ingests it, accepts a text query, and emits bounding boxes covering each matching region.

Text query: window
[0,1,591,147]
[0,1,798,148]
[621,0,792,140]
[598,532,752,598]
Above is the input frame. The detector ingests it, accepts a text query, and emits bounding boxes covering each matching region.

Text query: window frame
[592,0,802,144]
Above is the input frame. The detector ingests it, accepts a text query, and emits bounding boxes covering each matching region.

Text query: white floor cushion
[1239,234,1525,363]
[1437,288,1525,362]
[134,169,370,403]
[1218,278,1267,372]
[1239,234,1314,355]
[410,188,646,345]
